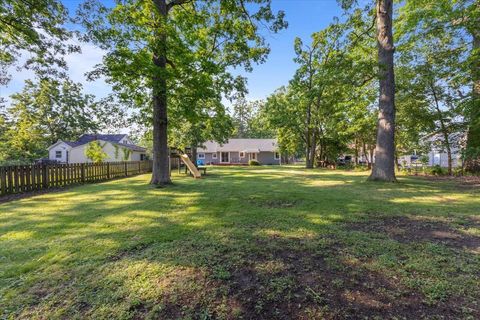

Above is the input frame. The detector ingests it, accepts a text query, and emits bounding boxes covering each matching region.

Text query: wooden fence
[0,161,152,196]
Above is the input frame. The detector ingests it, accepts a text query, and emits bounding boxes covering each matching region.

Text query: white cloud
[1,37,111,100]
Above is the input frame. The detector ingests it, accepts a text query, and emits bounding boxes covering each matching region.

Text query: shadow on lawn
[1,167,479,319]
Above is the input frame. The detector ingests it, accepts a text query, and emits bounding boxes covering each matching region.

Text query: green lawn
[1,166,479,319]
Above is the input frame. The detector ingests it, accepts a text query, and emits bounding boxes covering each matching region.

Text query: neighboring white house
[47,134,147,163]
[398,132,466,168]
[425,132,465,168]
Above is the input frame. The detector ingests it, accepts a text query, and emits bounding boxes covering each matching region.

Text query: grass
[0,166,479,319]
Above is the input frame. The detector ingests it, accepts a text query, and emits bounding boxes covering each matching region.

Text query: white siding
[48,143,71,163]
[69,145,89,163]
[69,141,147,163]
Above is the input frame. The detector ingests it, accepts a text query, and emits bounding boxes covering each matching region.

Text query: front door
[221,152,230,163]
[249,153,257,161]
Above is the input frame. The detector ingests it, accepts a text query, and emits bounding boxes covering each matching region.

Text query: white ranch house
[47,134,147,163]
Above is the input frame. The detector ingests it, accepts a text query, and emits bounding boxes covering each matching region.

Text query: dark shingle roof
[77,134,127,144]
[63,134,146,152]
[63,141,83,148]
[113,142,146,152]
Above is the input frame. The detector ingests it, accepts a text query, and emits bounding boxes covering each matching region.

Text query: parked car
[337,156,352,166]
[35,158,60,165]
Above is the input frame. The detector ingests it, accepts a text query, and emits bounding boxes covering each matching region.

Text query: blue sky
[1,0,344,104]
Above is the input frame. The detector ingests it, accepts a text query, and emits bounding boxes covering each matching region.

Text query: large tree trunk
[354,137,359,165]
[465,30,480,172]
[150,0,171,185]
[369,0,396,182]
[191,143,198,168]
[305,105,314,169]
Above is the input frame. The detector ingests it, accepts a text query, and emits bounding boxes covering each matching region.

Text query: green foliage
[266,14,377,167]
[419,155,429,165]
[78,0,287,177]
[429,165,448,176]
[248,159,260,166]
[113,145,120,160]
[0,0,78,84]
[397,0,480,170]
[231,97,274,139]
[122,148,131,161]
[0,78,117,163]
[85,141,108,163]
[168,99,233,151]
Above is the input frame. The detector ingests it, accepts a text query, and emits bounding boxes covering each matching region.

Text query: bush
[429,165,447,176]
[248,160,260,166]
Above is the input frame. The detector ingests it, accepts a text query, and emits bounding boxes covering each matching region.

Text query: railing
[0,161,153,196]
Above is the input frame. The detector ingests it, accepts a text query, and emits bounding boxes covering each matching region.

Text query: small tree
[85,141,107,163]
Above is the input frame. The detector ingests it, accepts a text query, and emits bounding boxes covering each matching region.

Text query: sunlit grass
[0,166,479,319]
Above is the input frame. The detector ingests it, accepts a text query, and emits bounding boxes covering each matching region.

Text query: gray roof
[50,134,146,152]
[77,134,127,144]
[198,139,278,153]
[113,142,146,152]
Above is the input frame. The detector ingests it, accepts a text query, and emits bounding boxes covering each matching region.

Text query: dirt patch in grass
[348,216,480,252]
[248,197,299,209]
[419,175,480,189]
[137,236,473,319]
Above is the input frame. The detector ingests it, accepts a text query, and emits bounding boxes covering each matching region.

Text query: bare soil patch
[347,216,480,252]
[141,236,474,319]
[419,175,480,189]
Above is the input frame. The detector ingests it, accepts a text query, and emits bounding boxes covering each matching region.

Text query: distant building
[425,132,465,168]
[197,139,280,165]
[47,134,147,163]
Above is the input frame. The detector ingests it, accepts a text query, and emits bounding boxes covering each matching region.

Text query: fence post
[81,163,85,183]
[124,162,128,176]
[138,161,141,173]
[107,162,110,179]
[42,165,49,189]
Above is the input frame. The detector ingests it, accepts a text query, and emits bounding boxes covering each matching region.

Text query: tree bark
[309,131,317,168]
[191,143,198,168]
[369,145,375,170]
[305,105,313,169]
[369,0,396,182]
[150,0,171,185]
[354,137,359,165]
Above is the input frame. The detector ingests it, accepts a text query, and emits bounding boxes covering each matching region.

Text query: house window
[274,152,280,160]
[212,153,217,159]
[239,152,245,158]
[55,150,62,159]
[198,153,205,159]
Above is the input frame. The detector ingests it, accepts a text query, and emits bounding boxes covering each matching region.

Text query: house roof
[113,142,146,152]
[77,134,127,144]
[47,134,146,152]
[198,139,278,153]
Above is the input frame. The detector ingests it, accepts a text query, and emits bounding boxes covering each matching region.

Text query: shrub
[248,160,260,166]
[85,141,108,163]
[429,165,447,176]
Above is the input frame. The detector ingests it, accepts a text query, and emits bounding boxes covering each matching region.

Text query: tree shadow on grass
[1,168,479,319]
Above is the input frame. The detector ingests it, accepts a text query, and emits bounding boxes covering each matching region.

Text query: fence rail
[0,161,153,196]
